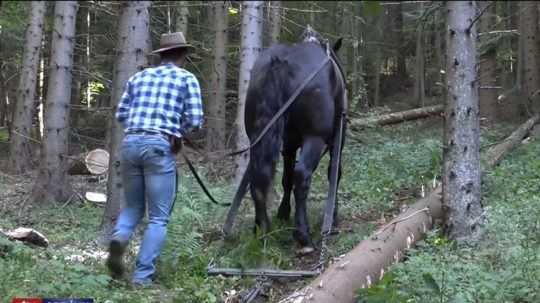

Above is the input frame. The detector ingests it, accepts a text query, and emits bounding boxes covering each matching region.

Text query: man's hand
[170,136,183,154]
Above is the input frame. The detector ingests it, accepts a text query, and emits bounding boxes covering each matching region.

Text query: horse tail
[248,56,290,205]
[222,162,251,236]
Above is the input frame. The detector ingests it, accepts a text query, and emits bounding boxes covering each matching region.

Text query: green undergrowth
[0,128,8,142]
[358,124,540,303]
[0,119,520,302]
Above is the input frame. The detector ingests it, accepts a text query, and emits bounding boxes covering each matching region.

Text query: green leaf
[422,273,440,294]
[362,1,382,16]
[449,292,467,303]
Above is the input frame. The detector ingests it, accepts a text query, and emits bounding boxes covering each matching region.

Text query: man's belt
[125,129,171,140]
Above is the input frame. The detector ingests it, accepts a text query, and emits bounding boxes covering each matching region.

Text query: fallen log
[350,105,443,129]
[67,148,109,175]
[483,114,540,168]
[1,227,49,248]
[279,115,540,303]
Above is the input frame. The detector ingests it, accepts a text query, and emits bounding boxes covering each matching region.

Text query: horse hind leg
[328,121,346,228]
[293,137,326,250]
[327,148,342,228]
[277,144,298,222]
[250,164,273,236]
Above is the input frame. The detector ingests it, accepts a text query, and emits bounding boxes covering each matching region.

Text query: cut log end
[3,227,49,248]
[68,148,109,175]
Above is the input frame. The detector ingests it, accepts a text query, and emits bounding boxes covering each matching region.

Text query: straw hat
[152,32,195,54]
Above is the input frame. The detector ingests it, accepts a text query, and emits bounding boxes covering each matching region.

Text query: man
[106,32,203,286]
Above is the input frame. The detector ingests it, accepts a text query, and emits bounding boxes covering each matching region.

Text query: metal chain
[314,231,331,273]
[242,276,271,303]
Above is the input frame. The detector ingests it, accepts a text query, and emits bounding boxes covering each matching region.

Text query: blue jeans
[111,134,177,283]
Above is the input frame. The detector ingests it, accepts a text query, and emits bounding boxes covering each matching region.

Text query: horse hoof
[297,246,315,255]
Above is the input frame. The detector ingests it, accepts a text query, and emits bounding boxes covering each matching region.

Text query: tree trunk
[36,27,49,140]
[309,2,316,26]
[371,14,383,107]
[517,3,525,93]
[8,1,46,174]
[31,1,78,204]
[350,105,444,129]
[435,9,445,99]
[0,72,6,127]
[176,1,189,35]
[205,1,228,154]
[443,1,483,242]
[414,3,426,107]
[354,3,368,112]
[101,1,151,233]
[478,1,498,123]
[0,22,5,128]
[351,4,359,110]
[280,114,539,303]
[269,1,281,45]
[234,1,263,183]
[396,2,407,80]
[69,4,87,148]
[84,6,91,107]
[373,51,381,107]
[340,3,351,81]
[520,1,540,114]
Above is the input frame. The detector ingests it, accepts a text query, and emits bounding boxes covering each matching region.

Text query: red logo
[12,299,43,303]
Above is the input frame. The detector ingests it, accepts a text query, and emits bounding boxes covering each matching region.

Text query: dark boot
[106,239,126,279]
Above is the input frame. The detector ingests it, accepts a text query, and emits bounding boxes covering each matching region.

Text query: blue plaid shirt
[115,63,204,137]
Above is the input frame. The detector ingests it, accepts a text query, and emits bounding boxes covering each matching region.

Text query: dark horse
[227,27,346,252]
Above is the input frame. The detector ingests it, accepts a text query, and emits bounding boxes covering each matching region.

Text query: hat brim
[152,44,195,54]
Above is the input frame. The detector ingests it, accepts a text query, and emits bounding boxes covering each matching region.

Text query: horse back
[246,43,342,143]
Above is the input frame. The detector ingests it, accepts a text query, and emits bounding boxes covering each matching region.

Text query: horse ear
[333,38,343,53]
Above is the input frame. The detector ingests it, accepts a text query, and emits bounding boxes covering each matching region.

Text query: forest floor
[1,115,538,303]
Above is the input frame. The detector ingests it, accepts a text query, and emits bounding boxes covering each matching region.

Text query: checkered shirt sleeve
[180,74,204,133]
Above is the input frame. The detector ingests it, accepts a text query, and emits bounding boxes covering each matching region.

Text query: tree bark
[520,1,540,114]
[396,2,407,80]
[234,1,263,183]
[31,1,78,204]
[478,1,498,123]
[69,4,88,133]
[373,51,381,107]
[205,1,228,153]
[414,2,426,107]
[36,24,49,140]
[269,1,281,45]
[8,1,46,174]
[340,3,351,80]
[517,3,525,93]
[372,14,383,107]
[443,1,483,242]
[101,1,151,233]
[0,70,7,127]
[354,3,368,113]
[176,1,189,35]
[434,9,445,99]
[350,105,444,129]
[280,114,539,303]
